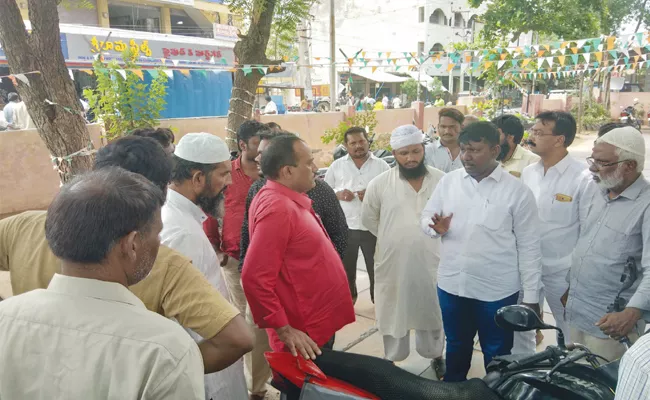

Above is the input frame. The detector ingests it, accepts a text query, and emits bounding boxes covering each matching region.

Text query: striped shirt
[616,333,650,399]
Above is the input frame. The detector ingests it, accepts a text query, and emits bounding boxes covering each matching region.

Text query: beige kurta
[501,145,540,178]
[362,166,445,338]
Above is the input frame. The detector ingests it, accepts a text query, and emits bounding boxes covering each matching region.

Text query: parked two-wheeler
[266,259,645,400]
[619,100,642,130]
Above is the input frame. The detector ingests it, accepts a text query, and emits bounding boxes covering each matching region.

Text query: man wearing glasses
[517,111,590,354]
[564,126,650,361]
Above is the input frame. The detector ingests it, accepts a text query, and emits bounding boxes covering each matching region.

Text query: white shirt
[324,154,390,230]
[392,97,401,109]
[161,189,247,400]
[616,333,650,399]
[382,96,389,108]
[3,102,17,125]
[362,166,445,338]
[12,102,34,130]
[501,145,540,178]
[264,100,278,114]
[0,274,204,399]
[424,139,464,173]
[521,155,590,274]
[420,165,542,303]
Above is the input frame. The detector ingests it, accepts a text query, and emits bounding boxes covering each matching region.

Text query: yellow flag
[570,47,579,54]
[131,69,144,80]
[485,61,494,68]
[386,52,391,58]
[557,56,566,66]
[560,42,568,49]
[607,36,616,50]
[447,63,455,72]
[594,52,603,62]
[79,69,94,76]
[500,53,507,60]
[315,57,321,61]
[283,55,289,62]
[362,51,366,58]
[537,50,545,57]
[179,69,191,77]
[522,59,531,68]
[372,66,377,73]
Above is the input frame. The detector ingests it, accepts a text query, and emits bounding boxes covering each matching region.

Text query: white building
[308,0,532,97]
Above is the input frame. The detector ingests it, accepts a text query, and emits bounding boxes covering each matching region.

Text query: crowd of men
[0,106,649,399]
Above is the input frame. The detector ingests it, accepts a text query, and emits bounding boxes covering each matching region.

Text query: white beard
[593,166,625,190]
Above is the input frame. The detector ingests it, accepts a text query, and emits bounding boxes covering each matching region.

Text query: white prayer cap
[390,125,425,150]
[597,126,645,158]
[174,133,230,164]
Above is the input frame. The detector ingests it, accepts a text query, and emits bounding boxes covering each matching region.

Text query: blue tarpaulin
[157,70,232,118]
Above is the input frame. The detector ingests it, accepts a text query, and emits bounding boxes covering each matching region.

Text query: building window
[170,8,213,38]
[227,14,233,26]
[418,7,424,23]
[108,1,161,33]
[418,42,425,55]
[454,13,465,28]
[430,43,444,54]
[429,9,447,25]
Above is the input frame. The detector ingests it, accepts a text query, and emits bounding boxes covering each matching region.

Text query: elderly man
[362,125,446,379]
[425,108,464,173]
[493,115,540,178]
[0,136,253,376]
[243,135,355,359]
[325,127,389,303]
[564,126,650,361]
[421,122,542,382]
[512,111,589,354]
[162,132,247,399]
[0,168,204,398]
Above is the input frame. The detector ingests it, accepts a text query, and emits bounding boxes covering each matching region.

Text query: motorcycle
[619,100,642,131]
[266,259,640,399]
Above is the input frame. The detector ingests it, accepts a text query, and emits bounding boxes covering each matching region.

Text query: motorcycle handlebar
[506,347,558,371]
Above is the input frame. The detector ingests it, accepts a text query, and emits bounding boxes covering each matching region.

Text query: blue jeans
[437,287,519,382]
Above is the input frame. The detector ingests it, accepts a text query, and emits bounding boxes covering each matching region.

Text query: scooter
[619,100,642,131]
[266,259,641,400]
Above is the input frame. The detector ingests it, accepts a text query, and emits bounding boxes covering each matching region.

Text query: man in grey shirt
[564,126,650,361]
[424,108,464,173]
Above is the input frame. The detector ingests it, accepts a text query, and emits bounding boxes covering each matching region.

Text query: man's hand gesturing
[429,213,453,236]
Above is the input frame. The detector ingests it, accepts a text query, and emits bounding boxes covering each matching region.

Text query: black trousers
[342,229,377,303]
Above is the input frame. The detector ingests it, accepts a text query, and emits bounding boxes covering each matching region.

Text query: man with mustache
[325,127,390,303]
[513,111,589,355]
[161,133,247,399]
[420,121,541,382]
[424,107,464,173]
[361,125,446,379]
[493,114,539,178]
[564,126,650,361]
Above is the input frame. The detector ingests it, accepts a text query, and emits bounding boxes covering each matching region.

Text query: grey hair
[617,148,645,173]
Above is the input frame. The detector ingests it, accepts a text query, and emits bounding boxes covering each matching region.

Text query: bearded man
[161,132,247,399]
[564,126,650,362]
[361,125,446,379]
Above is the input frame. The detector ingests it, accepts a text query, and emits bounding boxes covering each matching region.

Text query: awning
[350,68,409,83]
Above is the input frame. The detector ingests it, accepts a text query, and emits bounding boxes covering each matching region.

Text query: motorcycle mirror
[495,305,552,332]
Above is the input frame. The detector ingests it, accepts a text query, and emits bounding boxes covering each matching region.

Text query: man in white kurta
[161,133,247,400]
[362,125,446,379]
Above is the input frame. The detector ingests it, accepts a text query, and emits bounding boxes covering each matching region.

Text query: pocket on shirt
[548,200,575,223]
[592,221,628,257]
[478,204,512,231]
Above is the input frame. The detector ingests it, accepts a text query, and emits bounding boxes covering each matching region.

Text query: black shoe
[432,357,446,380]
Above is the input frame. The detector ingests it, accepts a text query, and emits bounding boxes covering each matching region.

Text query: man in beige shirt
[0,168,205,399]
[0,136,254,376]
[493,115,540,177]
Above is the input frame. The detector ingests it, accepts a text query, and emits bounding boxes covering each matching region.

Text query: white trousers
[512,269,571,354]
[383,329,444,362]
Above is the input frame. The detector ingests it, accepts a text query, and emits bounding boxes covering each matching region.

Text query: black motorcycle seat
[313,349,502,400]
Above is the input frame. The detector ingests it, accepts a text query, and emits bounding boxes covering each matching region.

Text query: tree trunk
[577,76,584,134]
[226,0,283,152]
[0,0,93,183]
[604,72,612,110]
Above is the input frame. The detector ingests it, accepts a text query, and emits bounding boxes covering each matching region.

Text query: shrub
[571,100,611,131]
[322,110,378,145]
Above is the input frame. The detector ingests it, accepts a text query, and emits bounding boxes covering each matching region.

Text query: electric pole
[298,21,313,101]
[329,0,336,106]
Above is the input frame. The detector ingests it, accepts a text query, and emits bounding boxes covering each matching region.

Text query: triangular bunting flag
[511,60,519,67]
[179,69,191,77]
[500,53,507,60]
[361,52,366,58]
[595,52,603,62]
[583,45,591,53]
[406,55,412,63]
[79,69,94,76]
[584,53,591,63]
[258,67,268,75]
[283,56,289,62]
[571,54,579,65]
[378,52,382,58]
[116,70,127,79]
[395,66,401,71]
[372,66,378,73]
[522,59,531,68]
[386,52,391,58]
[242,65,253,76]
[163,70,174,79]
[130,70,144,80]
[637,32,644,46]
[485,61,494,68]
[609,50,618,58]
[210,57,216,64]
[411,52,417,58]
[558,56,566,66]
[14,73,30,86]
[434,64,442,69]
[447,63,455,72]
[221,58,228,65]
[497,60,507,69]
[537,50,545,57]
[420,57,426,64]
[592,38,602,49]
[171,59,180,67]
[622,49,629,57]
[148,70,160,79]
[546,57,554,67]
[570,47,579,54]
[68,69,74,80]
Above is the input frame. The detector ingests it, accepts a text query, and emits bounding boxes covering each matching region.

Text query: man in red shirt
[242,135,355,359]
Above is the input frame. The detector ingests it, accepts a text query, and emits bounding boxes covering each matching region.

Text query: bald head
[463,115,480,128]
